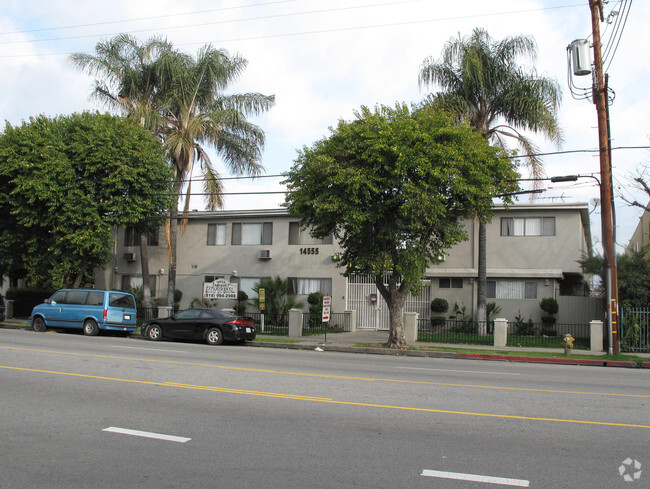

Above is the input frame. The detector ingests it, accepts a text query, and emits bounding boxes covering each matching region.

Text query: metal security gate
[347,274,431,330]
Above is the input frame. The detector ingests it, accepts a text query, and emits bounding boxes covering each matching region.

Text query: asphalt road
[1,328,648,489]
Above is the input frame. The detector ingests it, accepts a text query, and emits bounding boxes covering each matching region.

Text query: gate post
[493,318,508,347]
[345,310,357,332]
[404,312,419,344]
[288,309,303,338]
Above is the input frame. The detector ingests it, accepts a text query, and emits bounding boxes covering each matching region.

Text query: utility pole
[589,0,618,353]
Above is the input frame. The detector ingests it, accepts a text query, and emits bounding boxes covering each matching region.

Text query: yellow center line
[1,345,648,399]
[2,364,649,430]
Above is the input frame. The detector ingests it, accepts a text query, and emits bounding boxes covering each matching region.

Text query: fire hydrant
[563,334,575,355]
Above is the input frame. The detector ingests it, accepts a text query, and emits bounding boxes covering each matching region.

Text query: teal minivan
[30,289,138,335]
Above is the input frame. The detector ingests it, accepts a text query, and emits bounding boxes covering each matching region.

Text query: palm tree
[419,28,562,333]
[71,37,275,310]
[70,34,173,312]
[157,45,275,307]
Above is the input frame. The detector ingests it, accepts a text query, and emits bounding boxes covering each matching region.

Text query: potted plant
[430,298,449,329]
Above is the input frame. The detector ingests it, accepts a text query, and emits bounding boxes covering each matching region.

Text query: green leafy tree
[419,28,562,332]
[70,34,174,309]
[284,104,518,347]
[0,112,174,289]
[580,248,650,308]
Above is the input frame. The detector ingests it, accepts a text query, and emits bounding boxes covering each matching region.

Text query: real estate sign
[203,279,238,300]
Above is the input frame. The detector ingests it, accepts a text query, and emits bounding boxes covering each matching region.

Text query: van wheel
[206,327,223,345]
[33,317,47,332]
[83,319,99,336]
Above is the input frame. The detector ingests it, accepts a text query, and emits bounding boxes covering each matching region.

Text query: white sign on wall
[203,279,238,300]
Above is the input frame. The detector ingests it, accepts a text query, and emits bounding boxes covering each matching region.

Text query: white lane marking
[111,345,188,353]
[397,367,520,376]
[421,469,529,487]
[103,427,191,443]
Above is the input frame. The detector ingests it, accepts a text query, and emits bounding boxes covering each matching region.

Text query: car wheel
[83,319,99,336]
[33,317,47,332]
[206,327,223,345]
[146,324,162,341]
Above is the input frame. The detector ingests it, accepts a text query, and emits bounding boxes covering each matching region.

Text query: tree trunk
[139,232,152,319]
[166,207,177,309]
[477,221,487,335]
[376,276,407,348]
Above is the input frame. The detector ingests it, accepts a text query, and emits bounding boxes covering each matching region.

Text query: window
[288,278,333,295]
[231,222,273,245]
[239,278,261,299]
[121,275,156,296]
[147,230,159,247]
[501,217,555,236]
[124,226,139,247]
[487,280,537,299]
[204,275,223,284]
[109,292,137,309]
[207,223,226,246]
[288,222,333,245]
[86,291,104,306]
[125,226,159,246]
[439,278,463,289]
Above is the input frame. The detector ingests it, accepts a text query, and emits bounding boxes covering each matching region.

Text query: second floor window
[439,278,463,289]
[288,222,333,245]
[125,226,159,247]
[501,217,555,237]
[207,223,226,246]
[231,222,273,245]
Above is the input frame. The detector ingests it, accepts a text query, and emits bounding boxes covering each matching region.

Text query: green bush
[6,287,54,317]
[430,316,446,328]
[430,298,449,314]
[236,290,248,314]
[540,297,559,315]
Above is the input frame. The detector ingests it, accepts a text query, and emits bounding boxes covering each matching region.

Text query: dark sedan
[142,309,256,345]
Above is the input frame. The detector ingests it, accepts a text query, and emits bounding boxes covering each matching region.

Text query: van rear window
[109,293,136,309]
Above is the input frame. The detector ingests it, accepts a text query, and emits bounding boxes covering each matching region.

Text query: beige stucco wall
[96,203,592,322]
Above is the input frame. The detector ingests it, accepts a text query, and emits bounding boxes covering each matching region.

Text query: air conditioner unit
[258,249,271,259]
[124,252,136,262]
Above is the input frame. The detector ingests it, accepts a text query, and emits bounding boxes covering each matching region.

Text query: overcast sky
[1,0,648,255]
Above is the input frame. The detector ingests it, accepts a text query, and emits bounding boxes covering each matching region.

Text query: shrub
[430,298,449,314]
[430,316,446,328]
[236,290,248,314]
[6,287,54,318]
[540,297,559,315]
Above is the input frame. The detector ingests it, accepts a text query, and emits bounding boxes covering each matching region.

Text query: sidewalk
[3,319,649,368]
[249,329,650,368]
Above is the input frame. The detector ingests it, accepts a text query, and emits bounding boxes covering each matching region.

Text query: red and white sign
[322,296,332,322]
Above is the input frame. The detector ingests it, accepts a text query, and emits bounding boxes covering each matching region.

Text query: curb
[453,353,640,368]
[248,341,648,367]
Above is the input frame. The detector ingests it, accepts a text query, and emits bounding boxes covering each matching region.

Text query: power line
[0,3,585,58]
[0,0,298,35]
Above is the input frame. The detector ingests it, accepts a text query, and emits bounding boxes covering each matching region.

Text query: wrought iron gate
[347,274,431,330]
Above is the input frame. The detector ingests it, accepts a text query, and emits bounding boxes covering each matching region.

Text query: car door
[167,310,201,339]
[42,290,70,327]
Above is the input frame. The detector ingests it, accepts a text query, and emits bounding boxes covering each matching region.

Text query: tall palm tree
[157,45,275,307]
[72,36,275,310]
[70,34,173,312]
[419,28,562,332]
